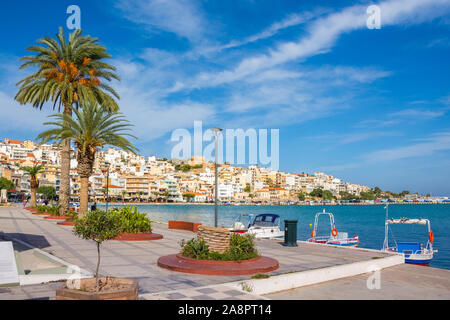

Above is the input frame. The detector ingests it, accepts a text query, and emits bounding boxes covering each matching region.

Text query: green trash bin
[284,220,298,247]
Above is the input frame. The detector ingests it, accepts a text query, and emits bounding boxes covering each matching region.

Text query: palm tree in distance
[37,103,137,217]
[16,27,121,216]
[20,164,45,207]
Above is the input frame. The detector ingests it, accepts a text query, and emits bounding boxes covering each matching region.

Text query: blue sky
[0,0,449,195]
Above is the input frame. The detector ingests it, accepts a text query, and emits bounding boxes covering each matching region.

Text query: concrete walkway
[265,263,450,300]
[0,207,435,300]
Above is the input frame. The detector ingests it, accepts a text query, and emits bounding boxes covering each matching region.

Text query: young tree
[73,210,121,292]
[37,186,57,202]
[37,103,137,217]
[0,178,15,200]
[16,27,121,216]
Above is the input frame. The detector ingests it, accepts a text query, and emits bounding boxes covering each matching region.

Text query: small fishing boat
[229,213,285,239]
[307,209,359,247]
[382,214,436,265]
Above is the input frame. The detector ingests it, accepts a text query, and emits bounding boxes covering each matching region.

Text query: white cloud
[115,0,207,42]
[363,132,450,162]
[115,86,215,142]
[0,91,53,136]
[174,0,450,91]
[311,131,402,146]
[214,10,324,53]
[390,108,445,119]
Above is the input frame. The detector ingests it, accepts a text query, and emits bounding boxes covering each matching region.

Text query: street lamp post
[105,162,110,212]
[211,128,223,228]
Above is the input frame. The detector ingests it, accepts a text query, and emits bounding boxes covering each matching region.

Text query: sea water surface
[100,203,450,270]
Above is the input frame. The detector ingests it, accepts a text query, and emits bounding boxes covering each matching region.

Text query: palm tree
[121,190,127,204]
[16,27,121,216]
[37,103,137,217]
[20,165,44,207]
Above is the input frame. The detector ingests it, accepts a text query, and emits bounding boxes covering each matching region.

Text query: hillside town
[0,137,442,205]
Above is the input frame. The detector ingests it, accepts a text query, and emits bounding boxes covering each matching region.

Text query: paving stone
[166,292,187,299]
[223,290,246,297]
[197,288,218,294]
[190,295,215,300]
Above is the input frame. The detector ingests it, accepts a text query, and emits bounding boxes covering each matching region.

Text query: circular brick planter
[157,254,279,276]
[32,212,50,216]
[44,216,72,220]
[57,220,75,226]
[112,233,163,241]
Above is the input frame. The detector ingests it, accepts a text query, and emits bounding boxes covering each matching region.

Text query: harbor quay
[0,207,449,300]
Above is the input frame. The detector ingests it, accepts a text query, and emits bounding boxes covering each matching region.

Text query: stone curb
[224,254,404,295]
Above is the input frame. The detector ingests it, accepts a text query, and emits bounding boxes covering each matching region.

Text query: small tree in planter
[73,210,121,292]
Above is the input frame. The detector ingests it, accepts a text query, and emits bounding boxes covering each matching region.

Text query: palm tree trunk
[59,103,72,216]
[79,177,89,217]
[30,176,38,207]
[30,187,37,207]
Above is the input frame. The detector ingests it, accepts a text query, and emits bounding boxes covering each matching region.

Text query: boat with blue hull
[307,209,359,247]
[382,213,437,265]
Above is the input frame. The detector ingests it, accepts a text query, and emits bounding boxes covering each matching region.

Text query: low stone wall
[197,225,230,254]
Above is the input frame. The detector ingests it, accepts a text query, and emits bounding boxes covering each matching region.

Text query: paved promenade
[1,207,447,300]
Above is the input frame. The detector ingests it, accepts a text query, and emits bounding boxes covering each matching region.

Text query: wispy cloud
[311,131,402,146]
[363,132,450,162]
[213,10,325,53]
[0,91,53,135]
[173,0,450,91]
[114,0,207,42]
[320,131,450,172]
[389,108,446,119]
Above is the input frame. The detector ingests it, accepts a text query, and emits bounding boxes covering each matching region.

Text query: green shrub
[110,206,152,233]
[180,238,210,260]
[37,205,60,216]
[36,205,50,213]
[180,233,259,261]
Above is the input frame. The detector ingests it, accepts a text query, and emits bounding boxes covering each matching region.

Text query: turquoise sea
[99,203,450,270]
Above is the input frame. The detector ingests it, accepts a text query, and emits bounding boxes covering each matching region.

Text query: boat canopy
[386,218,429,225]
[252,214,280,227]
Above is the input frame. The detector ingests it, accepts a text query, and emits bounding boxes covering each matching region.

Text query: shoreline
[93,202,450,206]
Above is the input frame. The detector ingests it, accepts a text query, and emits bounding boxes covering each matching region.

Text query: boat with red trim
[307,209,359,247]
[382,215,436,265]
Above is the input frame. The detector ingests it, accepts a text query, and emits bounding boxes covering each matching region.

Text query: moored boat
[382,215,436,265]
[229,213,285,239]
[307,209,359,247]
